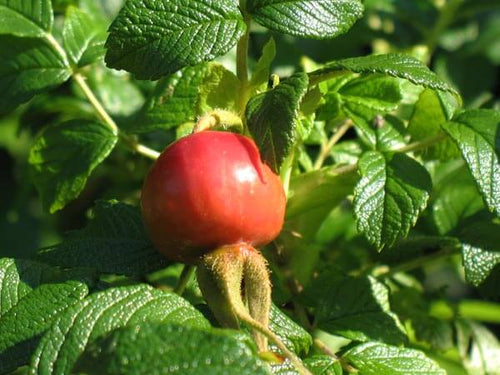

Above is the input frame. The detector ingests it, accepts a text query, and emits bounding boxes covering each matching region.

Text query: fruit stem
[193,110,244,133]
[313,119,353,170]
[72,72,160,160]
[235,308,313,375]
[174,265,196,296]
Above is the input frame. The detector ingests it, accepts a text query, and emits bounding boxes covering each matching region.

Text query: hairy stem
[73,72,160,160]
[174,265,196,296]
[235,308,313,375]
[313,120,353,170]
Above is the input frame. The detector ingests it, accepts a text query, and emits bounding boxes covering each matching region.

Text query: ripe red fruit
[141,131,286,263]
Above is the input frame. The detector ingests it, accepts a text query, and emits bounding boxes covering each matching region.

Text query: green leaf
[0,258,48,317]
[105,0,246,79]
[197,63,239,114]
[344,342,446,375]
[128,64,210,133]
[28,120,118,213]
[304,355,342,375]
[36,200,169,276]
[408,88,459,160]
[315,275,407,345]
[0,258,91,373]
[0,0,53,37]
[354,152,432,249]
[441,109,500,216]
[309,54,457,94]
[270,305,312,356]
[62,6,105,66]
[456,319,500,375]
[250,37,276,91]
[28,284,210,375]
[76,322,270,375]
[0,282,88,373]
[431,164,484,235]
[318,75,402,144]
[248,0,363,39]
[286,166,358,219]
[0,35,70,113]
[246,72,309,172]
[458,222,500,288]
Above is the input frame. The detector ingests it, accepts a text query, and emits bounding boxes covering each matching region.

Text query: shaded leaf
[76,322,270,375]
[0,35,70,113]
[29,120,118,213]
[36,200,169,276]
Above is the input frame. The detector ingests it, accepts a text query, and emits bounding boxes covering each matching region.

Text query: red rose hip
[141,131,286,263]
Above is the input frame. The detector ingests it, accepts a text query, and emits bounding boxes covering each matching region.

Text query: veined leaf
[309,54,457,94]
[63,6,105,67]
[246,72,309,172]
[249,37,276,92]
[105,0,246,79]
[0,0,53,37]
[248,0,363,39]
[0,35,70,113]
[353,152,432,249]
[408,88,459,160]
[29,284,210,375]
[315,275,407,345]
[270,305,312,356]
[36,200,169,276]
[344,342,446,375]
[29,120,118,213]
[441,109,500,216]
[0,259,90,373]
[76,322,270,375]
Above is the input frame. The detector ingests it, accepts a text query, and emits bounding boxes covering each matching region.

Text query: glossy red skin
[141,131,286,264]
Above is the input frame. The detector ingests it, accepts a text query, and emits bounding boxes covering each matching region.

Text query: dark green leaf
[456,319,500,375]
[270,305,312,356]
[76,323,270,375]
[248,0,363,39]
[354,152,432,249]
[0,35,70,113]
[458,222,500,288]
[0,0,53,37]
[105,0,246,79]
[36,200,169,276]
[28,120,118,213]
[0,258,91,373]
[309,54,457,94]
[315,275,407,345]
[344,342,446,375]
[246,72,309,172]
[129,64,210,133]
[62,6,105,66]
[441,109,500,216]
[28,284,210,375]
[304,355,342,375]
